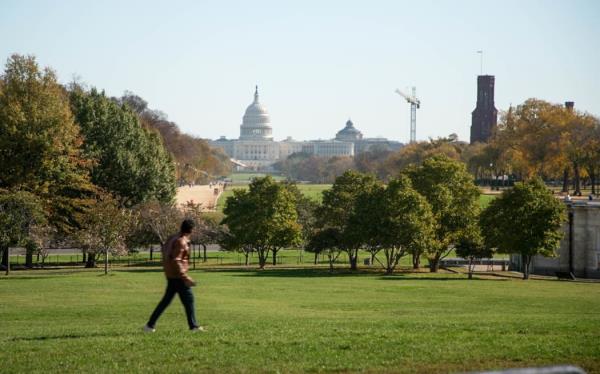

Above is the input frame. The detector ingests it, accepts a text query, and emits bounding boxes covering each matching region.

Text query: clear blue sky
[2,0,599,143]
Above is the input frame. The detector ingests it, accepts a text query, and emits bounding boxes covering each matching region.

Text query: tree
[218,226,253,266]
[76,193,134,273]
[351,176,435,274]
[318,171,379,270]
[306,228,342,272]
[455,228,494,279]
[0,54,97,235]
[480,178,565,279]
[69,87,176,206]
[0,190,47,274]
[131,101,232,184]
[183,202,222,263]
[561,112,599,196]
[280,181,319,252]
[403,155,480,272]
[222,176,300,269]
[381,135,467,179]
[134,200,184,259]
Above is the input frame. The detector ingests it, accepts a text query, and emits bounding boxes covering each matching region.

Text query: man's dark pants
[147,278,198,329]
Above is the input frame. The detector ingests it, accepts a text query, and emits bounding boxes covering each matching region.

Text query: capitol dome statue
[335,119,363,142]
[239,86,273,141]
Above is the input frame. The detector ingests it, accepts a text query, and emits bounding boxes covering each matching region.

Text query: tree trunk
[82,251,87,264]
[149,246,154,261]
[272,250,277,266]
[412,253,421,269]
[1,246,7,271]
[429,257,440,273]
[314,252,318,265]
[25,250,33,268]
[574,163,582,196]
[258,249,267,269]
[202,244,207,262]
[85,252,96,268]
[592,169,597,195]
[468,257,473,280]
[104,250,109,275]
[562,169,569,193]
[522,254,531,280]
[349,251,358,270]
[328,256,334,272]
[244,252,249,266]
[2,246,9,275]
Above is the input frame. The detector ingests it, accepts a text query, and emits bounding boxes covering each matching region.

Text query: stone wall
[510,201,600,278]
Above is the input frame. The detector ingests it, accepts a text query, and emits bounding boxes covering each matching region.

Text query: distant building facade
[210,88,403,170]
[470,75,498,143]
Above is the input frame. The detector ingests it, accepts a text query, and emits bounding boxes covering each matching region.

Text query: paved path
[175,184,224,211]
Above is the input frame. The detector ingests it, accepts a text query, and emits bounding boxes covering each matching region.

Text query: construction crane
[395,87,420,143]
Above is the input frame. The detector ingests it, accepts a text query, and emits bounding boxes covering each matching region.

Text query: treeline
[0,54,228,271]
[222,156,565,279]
[276,101,600,194]
[118,92,231,184]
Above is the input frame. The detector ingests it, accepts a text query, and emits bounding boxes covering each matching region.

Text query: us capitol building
[210,87,403,170]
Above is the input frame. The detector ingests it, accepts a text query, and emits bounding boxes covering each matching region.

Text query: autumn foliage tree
[0,54,96,235]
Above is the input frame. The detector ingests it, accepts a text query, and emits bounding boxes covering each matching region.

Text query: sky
[1,0,599,144]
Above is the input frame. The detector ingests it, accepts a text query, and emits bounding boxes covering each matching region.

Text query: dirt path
[175,184,224,211]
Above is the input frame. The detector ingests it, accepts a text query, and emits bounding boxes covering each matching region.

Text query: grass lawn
[216,184,331,212]
[479,194,496,209]
[227,173,286,185]
[217,184,495,212]
[1,267,599,373]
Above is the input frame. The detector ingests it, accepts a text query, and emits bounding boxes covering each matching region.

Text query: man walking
[144,219,204,332]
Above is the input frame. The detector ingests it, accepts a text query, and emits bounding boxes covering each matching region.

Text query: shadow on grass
[205,267,380,278]
[379,273,507,281]
[199,267,508,281]
[115,268,163,274]
[9,331,127,342]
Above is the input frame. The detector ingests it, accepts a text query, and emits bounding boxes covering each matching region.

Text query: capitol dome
[335,119,363,141]
[239,86,273,141]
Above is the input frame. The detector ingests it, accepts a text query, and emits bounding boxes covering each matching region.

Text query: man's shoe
[143,324,156,333]
[191,326,205,332]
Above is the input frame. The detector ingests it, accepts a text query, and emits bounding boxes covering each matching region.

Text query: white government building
[210,87,403,170]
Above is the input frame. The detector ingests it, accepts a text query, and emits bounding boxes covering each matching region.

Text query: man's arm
[171,238,194,286]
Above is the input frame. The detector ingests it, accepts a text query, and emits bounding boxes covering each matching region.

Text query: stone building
[510,201,600,279]
[470,75,498,143]
[210,88,403,170]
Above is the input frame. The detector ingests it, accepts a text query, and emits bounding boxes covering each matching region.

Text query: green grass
[227,173,285,185]
[479,194,496,209]
[216,184,331,212]
[1,267,599,373]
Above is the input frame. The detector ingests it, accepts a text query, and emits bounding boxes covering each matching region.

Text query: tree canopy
[403,155,481,272]
[480,178,566,279]
[222,176,300,269]
[70,87,176,206]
